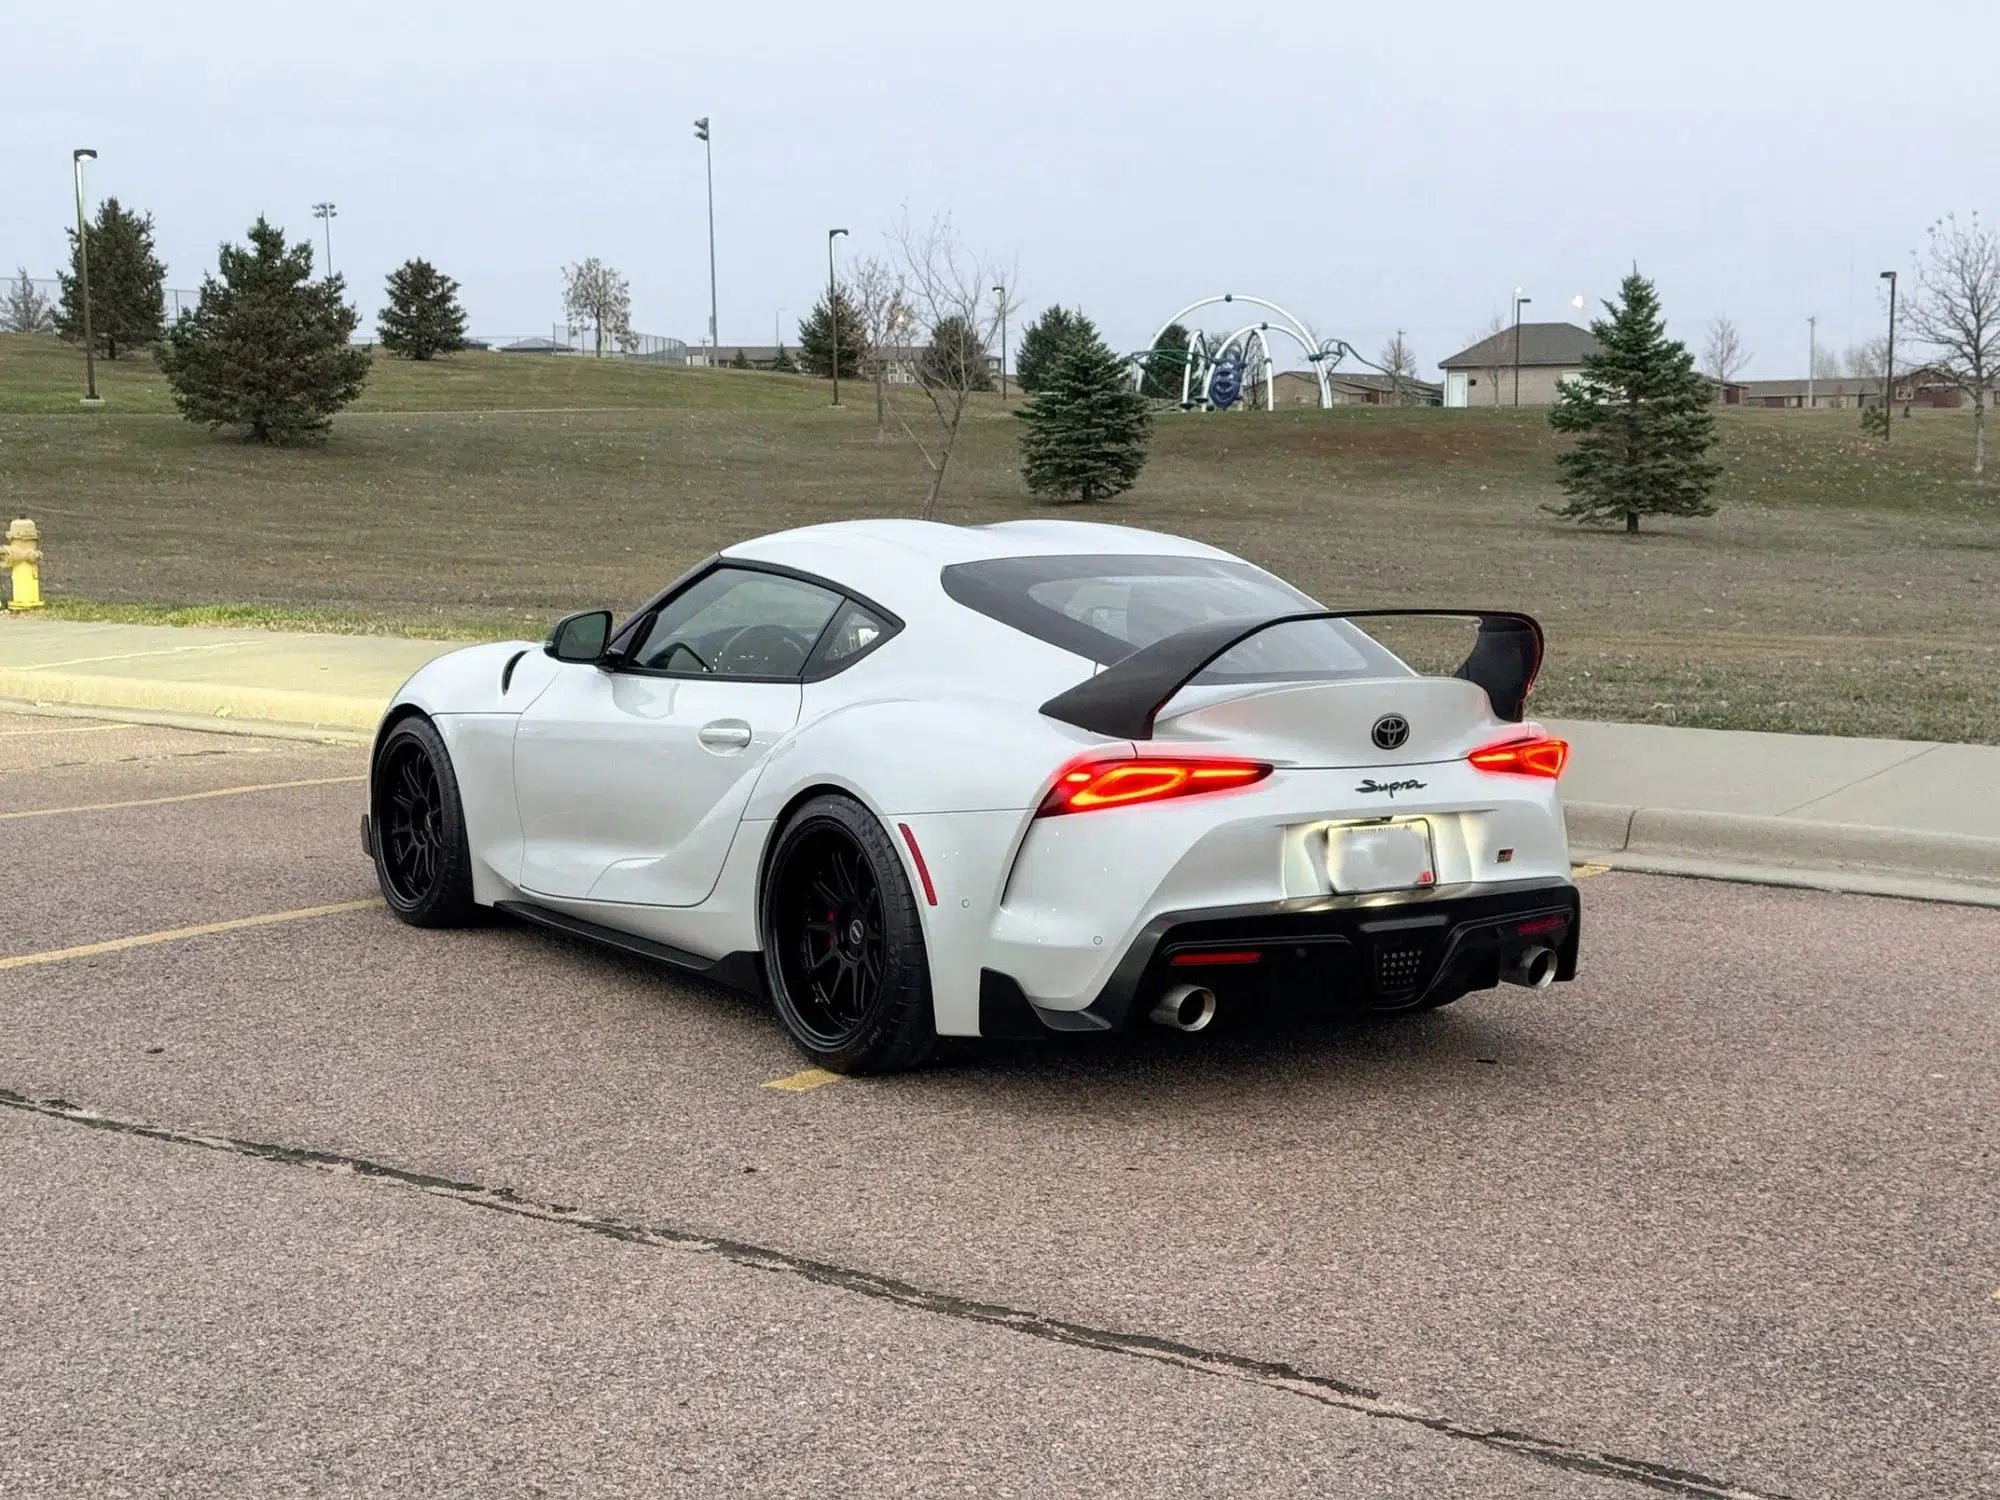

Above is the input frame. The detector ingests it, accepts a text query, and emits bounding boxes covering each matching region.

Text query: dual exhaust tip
[1149,945,1555,1029]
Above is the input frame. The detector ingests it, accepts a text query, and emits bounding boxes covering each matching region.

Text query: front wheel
[372,716,479,928]
[761,795,936,1074]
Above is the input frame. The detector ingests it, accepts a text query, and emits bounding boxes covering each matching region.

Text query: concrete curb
[0,669,381,734]
[1566,800,2000,904]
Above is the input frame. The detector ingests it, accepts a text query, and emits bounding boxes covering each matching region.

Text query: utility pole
[1879,270,1897,441]
[993,285,1009,399]
[827,227,849,407]
[774,307,784,353]
[693,119,717,364]
[1511,289,1532,408]
[72,148,99,404]
[1393,327,1407,408]
[312,202,337,279]
[1807,315,1817,410]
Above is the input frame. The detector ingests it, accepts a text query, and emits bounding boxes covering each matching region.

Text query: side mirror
[546,609,613,664]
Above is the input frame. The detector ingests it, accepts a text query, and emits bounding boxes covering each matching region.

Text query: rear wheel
[372,716,479,928]
[761,795,935,1074]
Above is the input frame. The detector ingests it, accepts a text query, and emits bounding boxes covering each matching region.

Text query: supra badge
[1357,777,1427,798]
[1371,714,1410,750]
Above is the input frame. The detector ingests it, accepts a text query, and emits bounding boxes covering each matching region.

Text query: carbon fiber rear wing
[1038,609,1544,741]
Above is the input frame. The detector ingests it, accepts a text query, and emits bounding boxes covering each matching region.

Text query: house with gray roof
[1438,322,1601,408]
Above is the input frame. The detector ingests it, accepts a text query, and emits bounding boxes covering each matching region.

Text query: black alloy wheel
[371,716,478,927]
[762,796,935,1073]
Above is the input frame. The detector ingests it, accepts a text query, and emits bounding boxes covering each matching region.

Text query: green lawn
[3,333,1996,742]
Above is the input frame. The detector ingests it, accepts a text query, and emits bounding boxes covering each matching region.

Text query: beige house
[1439,322,1600,408]
[1266,370,1443,408]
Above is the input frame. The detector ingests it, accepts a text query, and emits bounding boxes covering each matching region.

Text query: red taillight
[1169,949,1264,967]
[1037,757,1273,816]
[1467,735,1569,779]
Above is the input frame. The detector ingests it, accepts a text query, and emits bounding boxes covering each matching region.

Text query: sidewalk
[4,616,1996,904]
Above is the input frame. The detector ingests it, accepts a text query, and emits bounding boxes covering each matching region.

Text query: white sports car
[365,519,1579,1073]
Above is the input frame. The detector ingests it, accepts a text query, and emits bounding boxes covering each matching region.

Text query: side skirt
[493,900,764,994]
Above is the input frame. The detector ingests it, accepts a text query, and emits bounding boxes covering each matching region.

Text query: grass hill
[2,333,1995,741]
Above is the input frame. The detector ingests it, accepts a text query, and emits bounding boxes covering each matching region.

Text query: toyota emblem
[1372,714,1410,751]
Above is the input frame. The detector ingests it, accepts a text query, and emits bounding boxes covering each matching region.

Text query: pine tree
[3,269,55,333]
[797,285,867,379]
[1548,271,1721,533]
[771,343,798,373]
[377,258,468,360]
[1015,305,1101,393]
[1140,322,1191,400]
[729,346,751,369]
[920,315,993,391]
[155,217,369,444]
[1016,332,1151,503]
[55,197,166,358]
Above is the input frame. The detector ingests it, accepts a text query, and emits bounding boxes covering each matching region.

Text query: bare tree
[847,254,912,440]
[1811,344,1843,382]
[1378,331,1418,406]
[887,212,1008,519]
[1844,338,1888,379]
[3,269,55,333]
[1904,210,2000,475]
[1466,313,1508,407]
[1702,317,1751,395]
[561,258,632,357]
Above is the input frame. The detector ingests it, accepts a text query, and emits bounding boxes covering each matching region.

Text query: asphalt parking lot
[1,707,1995,1499]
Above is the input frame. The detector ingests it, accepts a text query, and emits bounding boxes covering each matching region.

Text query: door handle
[697,719,754,752]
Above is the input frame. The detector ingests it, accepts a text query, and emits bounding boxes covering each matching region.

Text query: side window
[628,567,842,679]
[804,601,894,677]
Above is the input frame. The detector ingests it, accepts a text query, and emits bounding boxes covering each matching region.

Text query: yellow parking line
[1571,862,1613,880]
[0,722,139,739]
[763,1067,845,1093]
[0,899,384,971]
[1,774,364,822]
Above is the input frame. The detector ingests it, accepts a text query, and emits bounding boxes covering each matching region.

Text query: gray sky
[11,0,1992,379]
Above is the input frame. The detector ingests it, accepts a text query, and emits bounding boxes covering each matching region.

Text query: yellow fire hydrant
[5,518,44,611]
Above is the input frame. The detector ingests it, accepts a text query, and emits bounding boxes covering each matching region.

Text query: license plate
[1325,820,1436,894]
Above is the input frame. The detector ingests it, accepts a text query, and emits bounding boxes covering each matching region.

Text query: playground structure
[1131,292,1406,411]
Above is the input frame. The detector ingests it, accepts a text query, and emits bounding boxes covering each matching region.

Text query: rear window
[940,553,1410,683]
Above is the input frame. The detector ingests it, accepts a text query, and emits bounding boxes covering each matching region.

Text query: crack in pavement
[0,1087,1795,1500]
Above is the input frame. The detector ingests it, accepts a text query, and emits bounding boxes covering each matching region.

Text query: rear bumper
[978,877,1579,1036]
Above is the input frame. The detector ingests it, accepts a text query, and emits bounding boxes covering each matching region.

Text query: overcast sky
[10,0,1992,379]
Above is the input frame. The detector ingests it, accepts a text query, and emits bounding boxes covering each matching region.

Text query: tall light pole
[774,306,785,353]
[1879,269,1898,441]
[993,284,1009,399]
[1807,315,1818,410]
[694,118,718,364]
[827,227,848,407]
[1511,287,1532,408]
[312,202,337,279]
[72,149,99,404]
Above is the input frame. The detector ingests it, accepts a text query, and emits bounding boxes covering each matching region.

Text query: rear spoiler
[1038,609,1545,741]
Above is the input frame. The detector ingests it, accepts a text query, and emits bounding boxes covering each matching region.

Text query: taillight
[1467,735,1569,779]
[1037,757,1272,816]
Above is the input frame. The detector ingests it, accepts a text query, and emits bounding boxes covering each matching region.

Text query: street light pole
[993,285,1008,399]
[72,148,99,404]
[1879,269,1897,441]
[312,202,337,279]
[827,227,848,407]
[1807,315,1817,410]
[1511,288,1532,408]
[694,119,718,364]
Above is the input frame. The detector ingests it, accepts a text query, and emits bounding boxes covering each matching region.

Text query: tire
[760,794,936,1075]
[371,716,480,928]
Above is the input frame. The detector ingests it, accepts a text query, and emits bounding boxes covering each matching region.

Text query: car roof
[721,519,1239,614]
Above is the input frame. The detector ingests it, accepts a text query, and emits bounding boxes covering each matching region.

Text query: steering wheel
[714,623,814,675]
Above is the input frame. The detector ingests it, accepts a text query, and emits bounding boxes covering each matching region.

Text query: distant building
[1264,370,1442,407]
[1438,322,1601,408]
[686,343,1003,385]
[1732,368,1989,409]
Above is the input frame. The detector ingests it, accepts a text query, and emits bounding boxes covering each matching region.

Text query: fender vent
[500,649,528,694]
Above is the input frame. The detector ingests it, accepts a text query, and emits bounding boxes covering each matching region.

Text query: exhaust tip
[1503,946,1558,990]
[1149,983,1217,1032]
